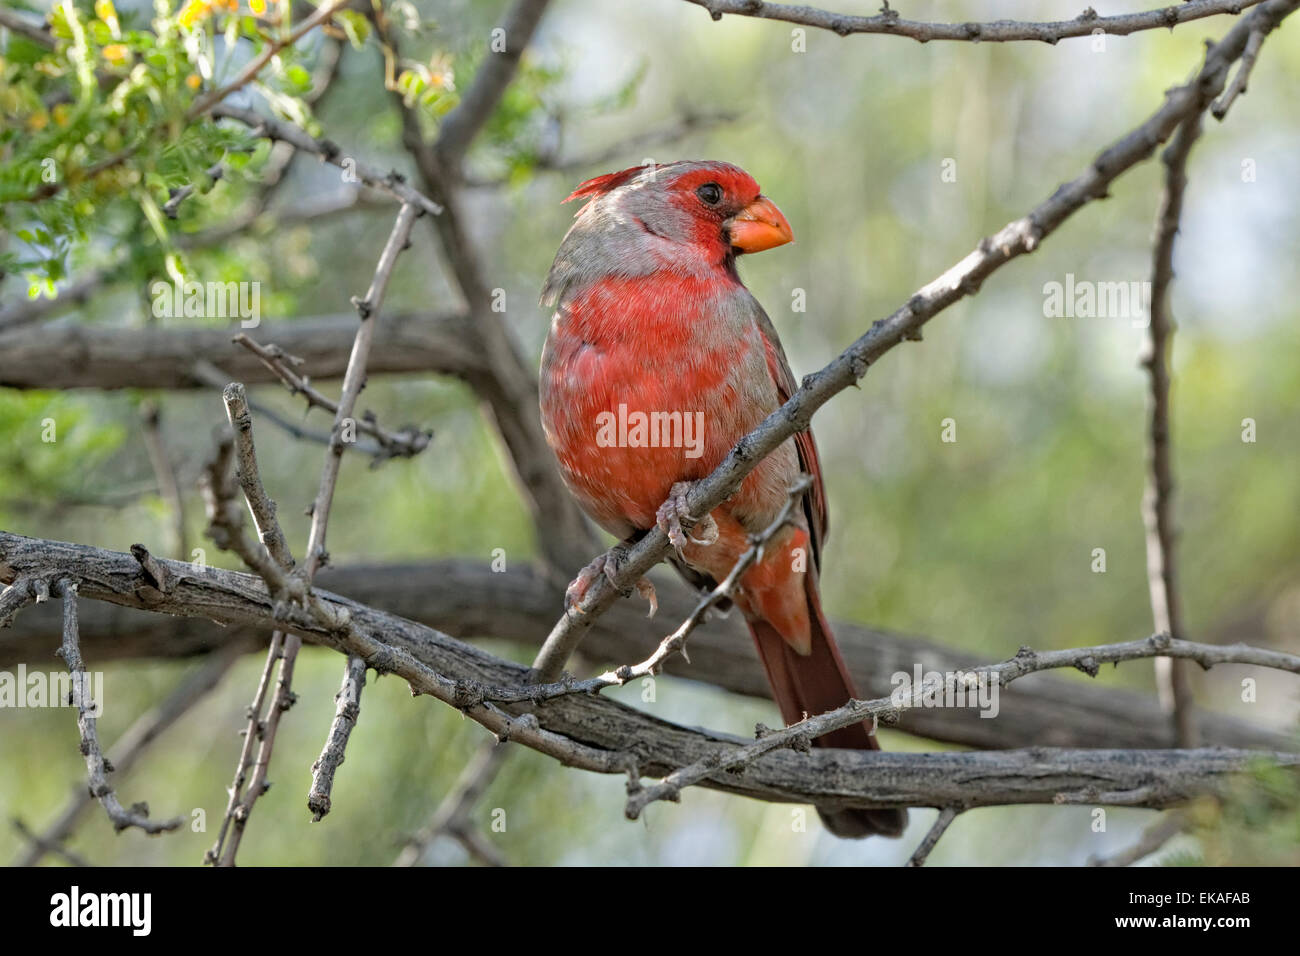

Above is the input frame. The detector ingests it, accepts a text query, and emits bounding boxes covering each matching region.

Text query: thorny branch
[232,334,432,462]
[206,204,423,861]
[2,532,1297,816]
[15,645,242,866]
[200,428,298,867]
[623,632,1300,819]
[307,654,366,821]
[685,0,1261,43]
[212,104,442,216]
[56,580,183,836]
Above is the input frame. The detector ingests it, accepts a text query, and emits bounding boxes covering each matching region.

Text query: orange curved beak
[727,195,793,254]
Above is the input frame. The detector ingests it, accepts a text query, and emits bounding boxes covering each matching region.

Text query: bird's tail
[746,570,908,839]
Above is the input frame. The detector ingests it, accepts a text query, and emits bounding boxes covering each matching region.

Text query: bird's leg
[565,541,659,617]
[655,481,719,555]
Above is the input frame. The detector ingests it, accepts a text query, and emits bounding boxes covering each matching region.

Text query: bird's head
[563,160,793,263]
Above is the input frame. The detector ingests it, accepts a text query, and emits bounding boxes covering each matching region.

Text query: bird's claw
[656,481,719,555]
[564,546,658,618]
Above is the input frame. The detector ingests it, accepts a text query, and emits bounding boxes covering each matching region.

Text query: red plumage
[539,161,905,838]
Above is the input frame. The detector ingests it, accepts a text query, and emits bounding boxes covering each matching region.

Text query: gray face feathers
[540,161,757,307]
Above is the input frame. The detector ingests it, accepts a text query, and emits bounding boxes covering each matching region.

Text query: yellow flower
[52,103,72,127]
[249,0,266,14]
[179,0,211,28]
[102,44,129,63]
[27,111,48,131]
[186,73,202,90]
[94,0,118,25]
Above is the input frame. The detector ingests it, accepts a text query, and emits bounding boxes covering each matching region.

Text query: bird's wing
[750,304,829,570]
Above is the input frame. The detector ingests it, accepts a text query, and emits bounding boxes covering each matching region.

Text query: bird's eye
[696,182,723,206]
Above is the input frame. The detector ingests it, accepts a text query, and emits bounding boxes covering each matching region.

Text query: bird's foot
[565,544,659,618]
[655,481,719,555]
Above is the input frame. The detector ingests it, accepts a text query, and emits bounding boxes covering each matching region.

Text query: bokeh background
[2,0,1299,865]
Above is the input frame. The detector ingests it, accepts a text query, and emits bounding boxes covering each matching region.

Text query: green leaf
[335,9,370,49]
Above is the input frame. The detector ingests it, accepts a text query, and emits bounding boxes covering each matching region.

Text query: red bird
[539,161,906,838]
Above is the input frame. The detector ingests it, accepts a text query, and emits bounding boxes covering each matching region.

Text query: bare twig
[199,431,293,596]
[906,807,959,867]
[393,742,510,866]
[307,655,367,821]
[1212,27,1266,117]
[11,820,93,867]
[1088,810,1190,866]
[685,0,1261,43]
[280,206,422,831]
[15,645,242,867]
[209,204,424,859]
[222,383,296,569]
[56,580,183,835]
[198,431,298,867]
[299,202,421,578]
[204,631,283,866]
[216,631,299,866]
[231,335,432,461]
[212,104,442,216]
[191,359,385,457]
[590,476,814,685]
[1143,112,1206,748]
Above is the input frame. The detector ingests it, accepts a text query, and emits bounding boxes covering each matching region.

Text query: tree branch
[623,634,1300,819]
[684,0,1261,43]
[4,559,1291,753]
[232,334,432,461]
[55,580,183,836]
[14,644,243,866]
[434,0,553,166]
[393,742,510,866]
[212,103,443,216]
[1143,111,1205,747]
[0,311,478,391]
[905,806,959,867]
[4,534,1297,816]
[307,653,366,821]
